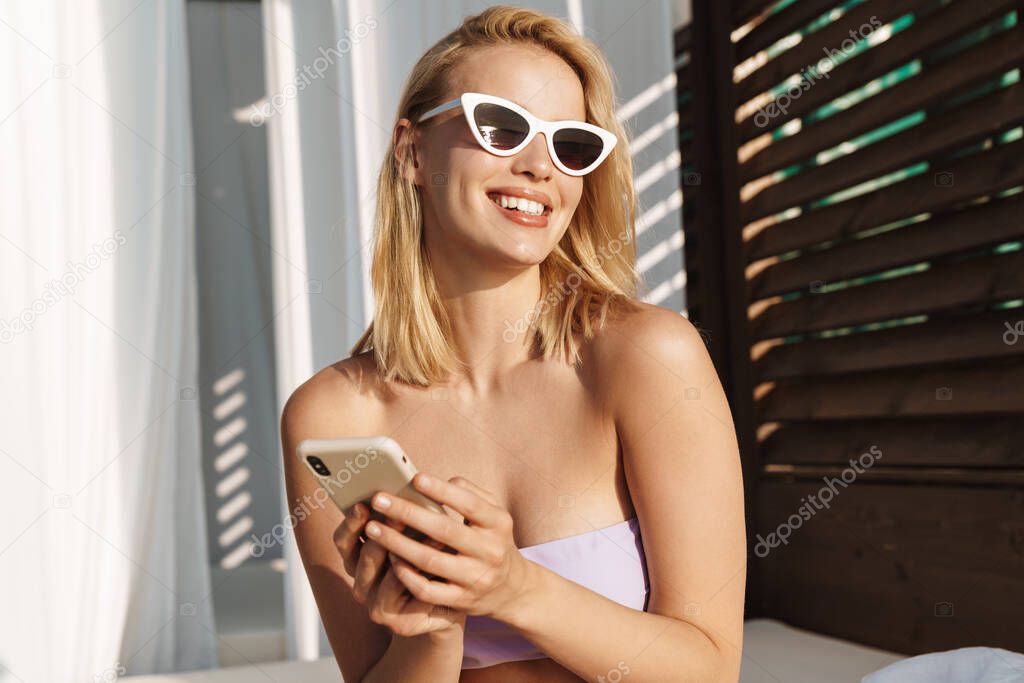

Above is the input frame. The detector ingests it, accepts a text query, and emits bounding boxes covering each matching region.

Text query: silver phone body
[296,435,444,520]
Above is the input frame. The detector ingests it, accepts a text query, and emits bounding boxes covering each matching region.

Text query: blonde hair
[350,4,644,386]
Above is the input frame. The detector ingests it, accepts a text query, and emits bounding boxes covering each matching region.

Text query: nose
[511,132,553,180]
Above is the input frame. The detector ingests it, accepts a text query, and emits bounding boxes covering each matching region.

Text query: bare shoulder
[588,301,713,386]
[582,300,719,423]
[280,350,382,443]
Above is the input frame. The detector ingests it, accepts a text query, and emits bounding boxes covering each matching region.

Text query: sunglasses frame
[417,92,618,177]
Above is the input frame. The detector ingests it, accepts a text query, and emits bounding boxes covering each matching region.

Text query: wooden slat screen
[677,0,1024,654]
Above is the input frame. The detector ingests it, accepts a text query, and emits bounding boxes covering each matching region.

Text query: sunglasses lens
[552,128,606,172]
[471,100,609,173]
[473,103,529,150]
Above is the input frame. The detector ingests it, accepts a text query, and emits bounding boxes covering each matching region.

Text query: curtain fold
[0,0,217,679]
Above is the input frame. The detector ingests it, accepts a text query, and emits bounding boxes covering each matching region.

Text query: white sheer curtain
[260,0,682,666]
[0,1,217,680]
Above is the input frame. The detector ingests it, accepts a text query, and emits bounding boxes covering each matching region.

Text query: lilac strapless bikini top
[461,516,650,670]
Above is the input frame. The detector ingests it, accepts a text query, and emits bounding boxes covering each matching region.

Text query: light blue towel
[863,647,1024,683]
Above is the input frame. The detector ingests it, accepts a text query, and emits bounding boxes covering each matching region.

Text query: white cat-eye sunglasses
[417,92,618,177]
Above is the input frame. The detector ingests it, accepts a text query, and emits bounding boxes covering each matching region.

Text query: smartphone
[296,435,445,546]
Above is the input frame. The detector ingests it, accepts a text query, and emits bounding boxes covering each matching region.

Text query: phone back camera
[306,455,331,476]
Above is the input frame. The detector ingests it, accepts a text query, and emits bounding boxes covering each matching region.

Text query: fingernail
[373,494,391,510]
[418,474,432,489]
[366,522,381,537]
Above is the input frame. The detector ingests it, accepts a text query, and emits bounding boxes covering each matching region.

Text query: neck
[432,262,544,398]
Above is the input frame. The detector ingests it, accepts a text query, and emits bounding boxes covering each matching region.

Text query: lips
[486,194,551,217]
[486,194,550,228]
[485,186,554,215]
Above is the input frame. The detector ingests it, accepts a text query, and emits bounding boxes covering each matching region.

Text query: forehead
[448,44,586,121]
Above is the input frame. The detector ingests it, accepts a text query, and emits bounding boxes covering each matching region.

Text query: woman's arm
[363,626,464,683]
[509,305,746,682]
[497,309,745,681]
[281,369,465,682]
[501,561,731,682]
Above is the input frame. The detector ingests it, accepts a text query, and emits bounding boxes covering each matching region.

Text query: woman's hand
[333,501,467,638]
[364,474,535,624]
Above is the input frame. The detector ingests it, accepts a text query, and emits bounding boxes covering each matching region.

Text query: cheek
[461,147,507,178]
[561,180,585,213]
[440,147,504,195]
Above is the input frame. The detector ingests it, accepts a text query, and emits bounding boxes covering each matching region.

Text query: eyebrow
[420,92,584,124]
[506,98,587,125]
[509,96,573,119]
[505,96,532,111]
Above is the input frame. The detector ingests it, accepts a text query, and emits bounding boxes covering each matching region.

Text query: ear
[393,118,421,186]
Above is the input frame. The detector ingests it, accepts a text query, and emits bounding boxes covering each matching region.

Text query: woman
[281,5,746,682]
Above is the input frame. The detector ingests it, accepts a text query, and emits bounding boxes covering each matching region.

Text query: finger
[373,562,458,636]
[352,506,409,601]
[448,476,500,507]
[425,537,453,554]
[365,563,413,631]
[447,477,501,528]
[368,556,411,615]
[378,505,451,551]
[409,474,505,529]
[365,518,471,583]
[353,537,390,604]
[369,489,472,554]
[333,503,369,576]
[389,551,464,607]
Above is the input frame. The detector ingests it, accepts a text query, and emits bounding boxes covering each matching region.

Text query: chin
[511,241,548,263]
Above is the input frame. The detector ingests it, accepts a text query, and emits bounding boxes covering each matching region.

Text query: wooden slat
[739,25,1024,182]
[733,0,773,27]
[751,248,1024,341]
[677,98,693,134]
[763,465,1024,486]
[679,132,696,158]
[754,481,1024,653]
[735,0,1019,140]
[676,62,691,92]
[734,0,842,63]
[754,307,1024,382]
[756,357,1024,421]
[674,24,693,55]
[748,193,1024,301]
[760,416,1024,467]
[747,136,1024,261]
[743,81,1024,223]
[737,0,931,99]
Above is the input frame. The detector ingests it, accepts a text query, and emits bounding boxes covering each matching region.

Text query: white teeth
[491,193,545,216]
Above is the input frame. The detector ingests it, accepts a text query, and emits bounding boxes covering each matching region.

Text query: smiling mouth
[486,192,552,216]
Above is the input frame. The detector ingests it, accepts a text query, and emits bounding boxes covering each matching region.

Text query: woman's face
[397,44,588,270]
